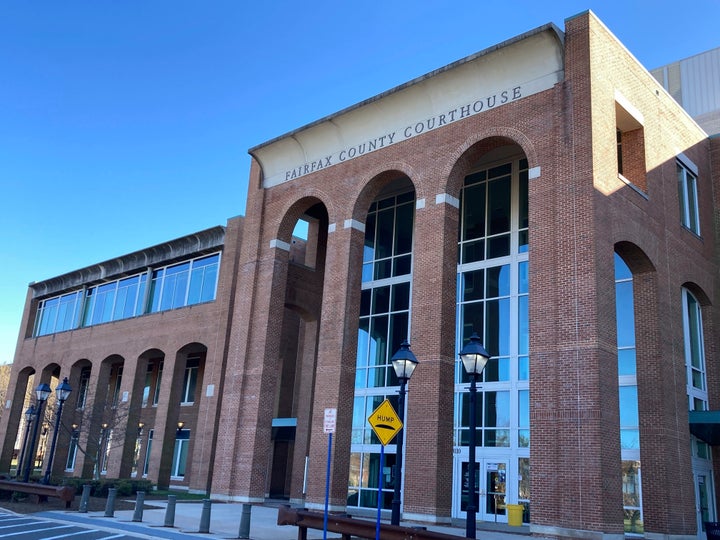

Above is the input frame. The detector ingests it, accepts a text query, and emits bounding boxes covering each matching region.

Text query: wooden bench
[0,480,75,508]
[277,505,465,540]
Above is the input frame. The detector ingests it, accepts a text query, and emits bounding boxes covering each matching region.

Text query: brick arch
[138,348,166,360]
[682,281,711,307]
[274,194,333,245]
[443,128,537,197]
[615,241,657,275]
[351,165,418,223]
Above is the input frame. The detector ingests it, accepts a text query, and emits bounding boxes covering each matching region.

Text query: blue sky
[2,0,719,364]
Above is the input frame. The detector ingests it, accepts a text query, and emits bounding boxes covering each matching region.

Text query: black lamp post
[22,383,51,482]
[42,377,72,484]
[390,340,418,526]
[16,405,35,479]
[459,332,490,539]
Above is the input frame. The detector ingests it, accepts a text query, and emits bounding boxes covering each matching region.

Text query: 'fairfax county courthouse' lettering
[283,86,523,183]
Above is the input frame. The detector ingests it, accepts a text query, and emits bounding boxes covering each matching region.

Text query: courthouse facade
[2,11,720,539]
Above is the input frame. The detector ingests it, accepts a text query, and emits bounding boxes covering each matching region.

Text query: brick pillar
[0,367,34,473]
[189,216,243,494]
[304,221,365,510]
[76,360,113,479]
[109,355,145,478]
[212,239,291,499]
[634,269,697,536]
[289,317,320,503]
[147,351,181,489]
[0,288,37,473]
[402,196,459,523]
[529,168,624,535]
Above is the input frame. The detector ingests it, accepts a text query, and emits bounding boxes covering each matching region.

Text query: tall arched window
[350,187,415,511]
[682,288,707,413]
[615,253,642,534]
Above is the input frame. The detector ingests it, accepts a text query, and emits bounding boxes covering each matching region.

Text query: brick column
[147,351,181,489]
[211,238,291,500]
[304,221,365,510]
[75,360,113,479]
[0,367,34,473]
[402,196,459,523]
[529,168,624,535]
[109,354,145,478]
[634,270,698,536]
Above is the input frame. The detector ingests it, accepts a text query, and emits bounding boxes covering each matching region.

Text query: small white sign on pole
[324,408,337,433]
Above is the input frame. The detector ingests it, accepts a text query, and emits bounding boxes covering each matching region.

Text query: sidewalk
[34,500,539,540]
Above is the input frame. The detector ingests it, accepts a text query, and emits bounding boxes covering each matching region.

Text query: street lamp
[459,332,490,539]
[16,405,36,479]
[42,377,72,484]
[390,340,418,526]
[22,382,51,482]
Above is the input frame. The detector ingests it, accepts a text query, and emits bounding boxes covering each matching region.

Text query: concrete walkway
[31,500,539,540]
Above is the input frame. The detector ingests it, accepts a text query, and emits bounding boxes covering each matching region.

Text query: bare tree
[0,365,11,422]
[59,397,132,480]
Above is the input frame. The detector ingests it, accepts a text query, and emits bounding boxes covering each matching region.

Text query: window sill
[617,174,648,200]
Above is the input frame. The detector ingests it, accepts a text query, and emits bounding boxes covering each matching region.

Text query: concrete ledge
[530,524,624,540]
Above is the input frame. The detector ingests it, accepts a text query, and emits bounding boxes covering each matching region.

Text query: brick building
[1,10,719,539]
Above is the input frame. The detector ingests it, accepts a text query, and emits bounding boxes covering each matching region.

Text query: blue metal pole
[323,432,332,540]
[466,375,478,539]
[391,378,407,526]
[376,444,385,540]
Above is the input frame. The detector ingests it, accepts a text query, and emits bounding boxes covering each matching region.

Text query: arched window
[682,288,707,412]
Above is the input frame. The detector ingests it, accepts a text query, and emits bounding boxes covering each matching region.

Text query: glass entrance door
[695,470,715,534]
[456,458,508,523]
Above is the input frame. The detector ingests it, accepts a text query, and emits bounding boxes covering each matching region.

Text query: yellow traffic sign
[368,399,403,446]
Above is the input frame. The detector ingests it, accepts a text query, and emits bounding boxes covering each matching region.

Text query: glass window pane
[487,177,510,235]
[462,184,486,241]
[484,391,510,428]
[616,281,635,348]
[485,299,509,357]
[518,390,529,427]
[461,303,484,344]
[363,214,376,263]
[461,239,484,264]
[374,259,392,280]
[618,349,636,376]
[619,386,639,427]
[187,267,204,305]
[462,270,484,302]
[360,290,371,316]
[518,296,529,356]
[389,313,409,356]
[375,209,394,259]
[687,175,699,232]
[518,356,529,380]
[356,320,370,368]
[391,282,410,312]
[519,169,529,230]
[172,269,189,308]
[614,254,632,280]
[620,429,640,449]
[372,287,390,314]
[369,316,388,367]
[487,235,510,259]
[393,254,412,277]
[394,203,413,255]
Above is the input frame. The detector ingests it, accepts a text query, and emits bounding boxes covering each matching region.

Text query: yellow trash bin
[506,504,524,527]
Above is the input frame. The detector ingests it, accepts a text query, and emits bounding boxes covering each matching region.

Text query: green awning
[689,410,720,445]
